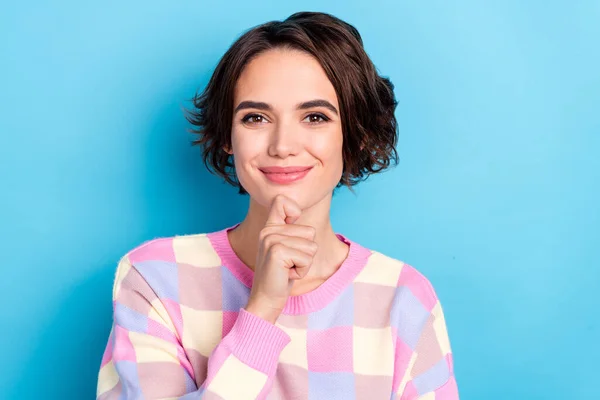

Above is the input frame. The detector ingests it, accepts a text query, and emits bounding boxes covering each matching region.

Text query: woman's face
[230,48,344,210]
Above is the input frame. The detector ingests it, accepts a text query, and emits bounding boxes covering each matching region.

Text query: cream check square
[432,302,451,355]
[354,252,404,287]
[180,305,222,357]
[208,355,267,399]
[397,352,417,395]
[173,234,222,267]
[97,361,119,395]
[276,325,308,369]
[148,299,176,332]
[113,256,133,299]
[353,326,395,376]
[128,331,178,363]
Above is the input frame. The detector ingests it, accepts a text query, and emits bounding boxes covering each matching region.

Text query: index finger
[265,194,302,226]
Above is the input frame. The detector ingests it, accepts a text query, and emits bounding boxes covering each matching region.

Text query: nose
[267,119,301,158]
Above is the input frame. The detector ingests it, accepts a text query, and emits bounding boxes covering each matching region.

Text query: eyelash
[241,113,330,125]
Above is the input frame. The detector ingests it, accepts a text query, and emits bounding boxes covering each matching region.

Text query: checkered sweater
[97,224,459,399]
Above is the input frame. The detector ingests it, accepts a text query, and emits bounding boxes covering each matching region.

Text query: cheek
[311,132,344,168]
[231,129,259,163]
[230,129,266,188]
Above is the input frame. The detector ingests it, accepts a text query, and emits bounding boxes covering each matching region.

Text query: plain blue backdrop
[1,1,599,399]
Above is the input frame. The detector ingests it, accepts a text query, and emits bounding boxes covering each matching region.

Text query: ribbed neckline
[207,222,372,315]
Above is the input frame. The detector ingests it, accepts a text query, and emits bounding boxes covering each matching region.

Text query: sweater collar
[207,222,372,315]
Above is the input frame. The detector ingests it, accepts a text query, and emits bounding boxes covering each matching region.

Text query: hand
[244,194,318,324]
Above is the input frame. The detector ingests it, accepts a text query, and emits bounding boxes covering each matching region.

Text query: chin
[256,184,334,212]
[261,186,308,208]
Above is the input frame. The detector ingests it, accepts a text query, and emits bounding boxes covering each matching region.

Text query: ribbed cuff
[222,309,291,375]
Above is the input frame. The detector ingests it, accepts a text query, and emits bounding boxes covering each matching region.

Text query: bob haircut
[185,11,399,194]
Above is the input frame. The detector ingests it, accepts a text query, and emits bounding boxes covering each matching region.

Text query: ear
[223,145,233,155]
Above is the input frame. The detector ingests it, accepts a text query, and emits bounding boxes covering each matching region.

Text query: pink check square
[307,326,354,372]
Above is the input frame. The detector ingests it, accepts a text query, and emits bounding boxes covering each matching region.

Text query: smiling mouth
[259,166,313,184]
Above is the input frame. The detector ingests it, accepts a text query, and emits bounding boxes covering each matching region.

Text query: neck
[228,192,349,281]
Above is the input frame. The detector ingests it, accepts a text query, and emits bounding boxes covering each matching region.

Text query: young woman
[97,11,459,400]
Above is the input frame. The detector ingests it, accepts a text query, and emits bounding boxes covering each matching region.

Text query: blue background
[1,1,599,399]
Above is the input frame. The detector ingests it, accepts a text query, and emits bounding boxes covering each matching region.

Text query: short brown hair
[185,11,399,194]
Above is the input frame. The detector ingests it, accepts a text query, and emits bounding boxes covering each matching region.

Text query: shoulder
[125,232,221,265]
[360,249,448,349]
[359,249,441,312]
[111,232,223,299]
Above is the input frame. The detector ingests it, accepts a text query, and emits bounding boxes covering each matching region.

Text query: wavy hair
[185,11,399,194]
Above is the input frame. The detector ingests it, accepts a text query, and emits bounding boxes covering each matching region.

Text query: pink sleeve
[395,299,459,399]
[96,257,290,400]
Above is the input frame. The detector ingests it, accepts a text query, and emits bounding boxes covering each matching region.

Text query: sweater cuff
[222,308,291,375]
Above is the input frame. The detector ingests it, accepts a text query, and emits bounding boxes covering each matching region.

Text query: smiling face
[229,48,344,210]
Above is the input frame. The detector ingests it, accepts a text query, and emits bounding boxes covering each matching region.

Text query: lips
[259,166,312,174]
[259,165,313,184]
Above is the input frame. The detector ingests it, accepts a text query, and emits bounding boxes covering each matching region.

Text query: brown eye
[303,113,329,124]
[241,113,267,124]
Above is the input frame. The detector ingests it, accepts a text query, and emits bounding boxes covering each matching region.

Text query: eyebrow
[234,99,339,116]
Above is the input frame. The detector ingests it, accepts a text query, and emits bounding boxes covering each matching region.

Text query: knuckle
[297,253,309,265]
[258,226,273,240]
[260,226,279,242]
[305,252,314,263]
[262,233,278,250]
[258,228,269,242]
[258,228,270,243]
[269,242,285,256]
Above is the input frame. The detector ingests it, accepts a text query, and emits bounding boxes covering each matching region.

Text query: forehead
[234,48,338,107]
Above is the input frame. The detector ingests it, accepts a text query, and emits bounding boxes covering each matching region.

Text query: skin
[225,47,351,323]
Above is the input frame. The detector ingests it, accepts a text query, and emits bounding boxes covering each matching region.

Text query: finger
[267,243,314,272]
[289,261,312,280]
[260,224,317,242]
[265,194,302,227]
[262,234,318,257]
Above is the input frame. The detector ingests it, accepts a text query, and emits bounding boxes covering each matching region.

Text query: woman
[97,11,459,400]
